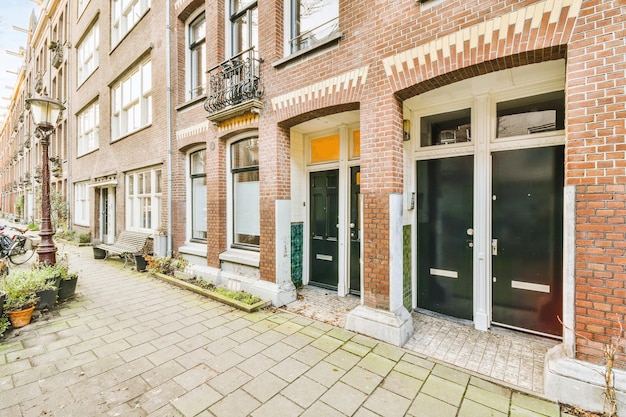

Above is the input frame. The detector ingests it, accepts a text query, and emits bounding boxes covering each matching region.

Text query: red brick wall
[566,0,626,364]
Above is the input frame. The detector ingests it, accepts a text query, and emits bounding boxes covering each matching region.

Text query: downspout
[165,0,173,256]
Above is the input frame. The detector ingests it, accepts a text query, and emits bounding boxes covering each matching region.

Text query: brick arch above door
[270,66,369,124]
[384,0,582,100]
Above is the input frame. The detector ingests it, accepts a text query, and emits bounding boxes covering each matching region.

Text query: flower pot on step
[8,306,35,328]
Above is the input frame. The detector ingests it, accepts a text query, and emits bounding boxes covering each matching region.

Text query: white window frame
[74,182,90,226]
[77,23,99,84]
[125,167,162,232]
[227,0,258,58]
[227,134,260,250]
[111,59,152,140]
[77,101,99,156]
[186,11,206,101]
[111,0,151,46]
[187,147,207,242]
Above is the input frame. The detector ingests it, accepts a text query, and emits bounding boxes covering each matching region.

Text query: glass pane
[351,130,360,159]
[155,169,162,193]
[420,108,471,147]
[191,150,206,175]
[142,61,151,93]
[296,0,338,37]
[232,138,259,169]
[496,91,564,138]
[310,134,340,163]
[233,170,260,246]
[233,0,255,14]
[190,14,205,43]
[192,177,207,240]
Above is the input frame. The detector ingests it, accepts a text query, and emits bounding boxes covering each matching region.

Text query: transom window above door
[496,91,565,139]
[420,108,471,147]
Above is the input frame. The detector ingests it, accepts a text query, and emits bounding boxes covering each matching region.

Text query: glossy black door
[492,146,564,336]
[417,156,474,320]
[310,170,339,290]
[349,167,361,294]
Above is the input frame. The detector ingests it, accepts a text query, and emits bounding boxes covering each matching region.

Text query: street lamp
[25,94,65,266]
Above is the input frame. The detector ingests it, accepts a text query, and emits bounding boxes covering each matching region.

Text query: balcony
[204,48,264,123]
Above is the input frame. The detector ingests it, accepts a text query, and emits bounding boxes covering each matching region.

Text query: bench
[96,231,151,267]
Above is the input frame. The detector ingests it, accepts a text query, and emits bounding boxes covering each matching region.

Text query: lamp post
[25,94,65,266]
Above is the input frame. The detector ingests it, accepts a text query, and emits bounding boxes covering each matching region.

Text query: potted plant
[31,266,61,310]
[0,270,42,328]
[54,256,79,300]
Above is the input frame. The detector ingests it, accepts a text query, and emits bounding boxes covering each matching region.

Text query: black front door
[417,156,474,320]
[349,167,361,294]
[310,170,339,290]
[492,146,564,336]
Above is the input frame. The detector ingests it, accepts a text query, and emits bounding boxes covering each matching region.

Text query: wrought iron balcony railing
[204,48,264,120]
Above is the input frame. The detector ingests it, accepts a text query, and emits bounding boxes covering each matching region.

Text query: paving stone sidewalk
[0,245,566,416]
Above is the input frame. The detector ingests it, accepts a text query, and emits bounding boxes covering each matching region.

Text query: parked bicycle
[0,225,36,270]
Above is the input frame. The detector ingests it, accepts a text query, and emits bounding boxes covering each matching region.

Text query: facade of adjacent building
[0,0,624,412]
[0,1,69,234]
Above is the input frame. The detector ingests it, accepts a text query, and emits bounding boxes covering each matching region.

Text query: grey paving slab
[0,245,570,417]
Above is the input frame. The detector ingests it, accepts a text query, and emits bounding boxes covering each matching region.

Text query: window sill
[179,242,207,258]
[272,32,343,69]
[219,248,260,268]
[175,94,207,112]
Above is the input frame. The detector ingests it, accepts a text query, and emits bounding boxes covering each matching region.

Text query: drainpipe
[165,0,173,256]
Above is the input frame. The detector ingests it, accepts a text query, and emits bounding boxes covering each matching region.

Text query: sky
[0,0,42,128]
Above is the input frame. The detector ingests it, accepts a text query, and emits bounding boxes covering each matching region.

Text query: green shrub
[78,232,91,244]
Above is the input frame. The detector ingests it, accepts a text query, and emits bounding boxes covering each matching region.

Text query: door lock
[492,239,498,256]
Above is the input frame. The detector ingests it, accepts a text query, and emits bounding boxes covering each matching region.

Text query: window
[188,12,206,100]
[74,183,90,226]
[289,0,339,53]
[190,150,207,241]
[420,108,471,147]
[126,167,162,231]
[230,0,258,56]
[496,91,565,138]
[77,23,99,84]
[231,138,259,248]
[112,60,152,140]
[77,101,99,155]
[112,0,151,46]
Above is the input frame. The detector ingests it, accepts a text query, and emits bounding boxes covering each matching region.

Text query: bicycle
[0,225,36,267]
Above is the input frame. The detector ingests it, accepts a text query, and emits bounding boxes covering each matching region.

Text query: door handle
[492,239,498,256]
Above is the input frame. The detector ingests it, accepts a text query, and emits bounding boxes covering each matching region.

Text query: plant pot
[134,254,147,272]
[58,276,78,300]
[93,247,106,259]
[36,287,58,310]
[8,306,35,328]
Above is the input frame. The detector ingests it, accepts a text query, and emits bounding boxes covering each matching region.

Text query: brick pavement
[0,245,566,416]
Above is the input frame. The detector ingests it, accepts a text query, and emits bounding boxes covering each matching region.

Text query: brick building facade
[0,0,624,412]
